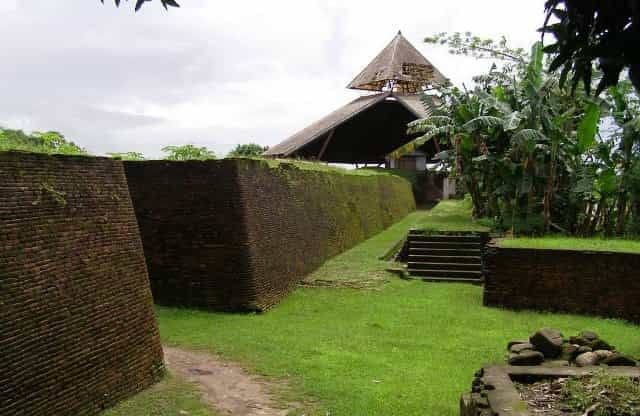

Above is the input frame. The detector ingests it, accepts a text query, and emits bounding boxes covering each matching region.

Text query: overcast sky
[0,0,545,158]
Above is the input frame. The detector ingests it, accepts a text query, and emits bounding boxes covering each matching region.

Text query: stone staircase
[406,231,484,283]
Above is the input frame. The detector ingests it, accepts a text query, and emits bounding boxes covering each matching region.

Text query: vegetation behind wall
[0,152,164,415]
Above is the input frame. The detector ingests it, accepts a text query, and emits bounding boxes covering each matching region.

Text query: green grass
[158,285,640,416]
[305,209,433,284]
[104,374,215,416]
[155,205,640,416]
[499,236,640,254]
[414,198,491,232]
[305,201,489,284]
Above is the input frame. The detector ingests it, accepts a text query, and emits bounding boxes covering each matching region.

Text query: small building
[265,31,456,200]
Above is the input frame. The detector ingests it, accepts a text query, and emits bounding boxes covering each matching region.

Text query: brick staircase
[406,231,484,283]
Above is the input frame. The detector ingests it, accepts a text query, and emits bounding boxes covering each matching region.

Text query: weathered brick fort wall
[125,159,416,311]
[238,160,416,309]
[484,245,640,323]
[0,152,164,415]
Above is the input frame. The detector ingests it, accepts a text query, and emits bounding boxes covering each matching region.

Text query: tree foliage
[425,32,526,63]
[100,0,179,12]
[541,0,640,95]
[401,34,640,236]
[227,143,269,158]
[0,128,87,156]
[161,144,216,161]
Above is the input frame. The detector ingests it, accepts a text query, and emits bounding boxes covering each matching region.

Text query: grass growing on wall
[234,157,414,178]
[498,236,640,254]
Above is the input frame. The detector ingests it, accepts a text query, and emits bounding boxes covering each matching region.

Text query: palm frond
[407,116,453,134]
[462,116,504,132]
[503,111,522,131]
[508,129,548,158]
[476,90,513,114]
[390,126,452,159]
[511,129,546,143]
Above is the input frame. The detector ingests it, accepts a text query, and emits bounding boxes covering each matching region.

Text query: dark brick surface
[0,152,164,416]
[484,246,640,323]
[125,159,416,311]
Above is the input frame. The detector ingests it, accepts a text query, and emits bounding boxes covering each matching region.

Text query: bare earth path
[163,346,300,416]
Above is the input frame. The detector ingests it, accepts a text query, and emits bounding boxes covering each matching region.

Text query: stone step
[408,241,481,249]
[406,276,483,284]
[408,269,482,278]
[407,234,481,243]
[407,261,482,271]
[408,248,481,257]
[407,254,482,264]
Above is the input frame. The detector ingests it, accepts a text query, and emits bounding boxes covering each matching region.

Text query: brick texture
[125,159,416,311]
[0,152,164,416]
[484,245,640,323]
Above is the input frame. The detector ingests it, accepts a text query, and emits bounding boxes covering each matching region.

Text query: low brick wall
[484,245,640,323]
[0,152,164,415]
[125,159,416,311]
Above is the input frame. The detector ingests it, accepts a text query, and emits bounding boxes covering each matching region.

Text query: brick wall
[125,159,416,311]
[0,152,164,415]
[124,159,252,310]
[484,245,640,323]
[237,159,416,310]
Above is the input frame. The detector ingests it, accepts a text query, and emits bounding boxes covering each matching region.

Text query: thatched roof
[347,31,447,93]
[264,92,435,163]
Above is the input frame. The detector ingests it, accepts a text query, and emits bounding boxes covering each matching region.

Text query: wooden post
[317,129,335,160]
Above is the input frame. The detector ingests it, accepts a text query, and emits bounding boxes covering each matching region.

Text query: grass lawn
[305,209,432,284]
[158,285,640,416]
[154,201,640,415]
[306,199,489,285]
[499,236,640,254]
[104,374,215,416]
[414,198,491,232]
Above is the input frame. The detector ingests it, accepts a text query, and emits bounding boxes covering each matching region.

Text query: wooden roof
[347,31,447,93]
[264,92,434,163]
[264,32,447,163]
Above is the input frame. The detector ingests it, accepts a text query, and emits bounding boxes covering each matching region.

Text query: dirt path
[163,346,299,416]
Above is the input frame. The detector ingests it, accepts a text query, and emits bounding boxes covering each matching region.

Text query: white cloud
[0,0,16,12]
[0,0,545,158]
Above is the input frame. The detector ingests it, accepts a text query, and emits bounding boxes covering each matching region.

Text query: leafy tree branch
[100,0,179,12]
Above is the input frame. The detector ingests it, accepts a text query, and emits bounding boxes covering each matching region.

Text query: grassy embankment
[499,236,640,254]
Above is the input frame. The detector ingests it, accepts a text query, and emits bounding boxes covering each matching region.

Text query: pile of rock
[507,328,637,367]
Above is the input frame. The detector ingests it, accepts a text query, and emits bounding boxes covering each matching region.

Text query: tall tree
[397,34,621,236]
[0,128,87,155]
[162,144,216,161]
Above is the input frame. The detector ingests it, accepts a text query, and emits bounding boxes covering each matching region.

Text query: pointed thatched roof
[264,92,434,162]
[347,31,447,93]
[264,32,446,163]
